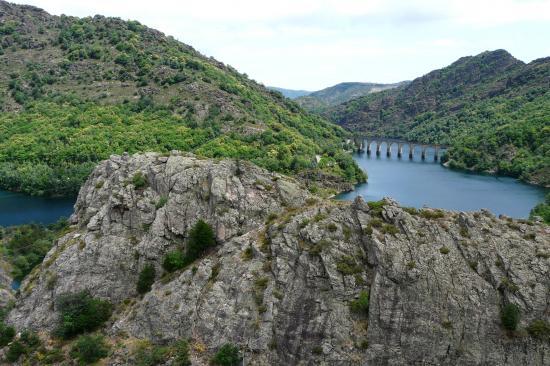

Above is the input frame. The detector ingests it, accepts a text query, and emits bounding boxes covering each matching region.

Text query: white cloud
[9,0,550,89]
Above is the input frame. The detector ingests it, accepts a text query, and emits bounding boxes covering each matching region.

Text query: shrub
[312,345,323,355]
[137,264,156,294]
[6,340,26,362]
[327,223,338,232]
[242,246,253,261]
[403,207,418,215]
[70,334,110,364]
[313,213,327,222]
[336,256,362,275]
[369,218,383,228]
[0,323,16,346]
[134,342,170,366]
[420,209,445,219]
[266,213,278,223]
[439,246,450,254]
[173,339,191,366]
[185,220,216,263]
[367,200,385,216]
[162,251,185,272]
[501,303,520,331]
[349,291,369,316]
[211,343,241,366]
[382,224,399,236]
[43,348,65,364]
[526,320,550,341]
[132,172,147,189]
[459,227,470,238]
[55,291,112,339]
[155,196,168,209]
[20,330,41,348]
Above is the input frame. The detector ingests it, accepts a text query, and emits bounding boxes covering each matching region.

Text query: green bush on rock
[70,334,110,365]
[162,251,185,273]
[526,320,550,341]
[349,291,370,316]
[185,219,216,262]
[137,264,156,294]
[501,303,520,331]
[211,343,241,366]
[55,291,112,339]
[162,219,216,273]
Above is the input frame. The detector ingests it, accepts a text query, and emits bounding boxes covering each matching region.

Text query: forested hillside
[0,1,364,196]
[327,50,549,187]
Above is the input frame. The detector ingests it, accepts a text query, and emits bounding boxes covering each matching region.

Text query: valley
[0,1,548,365]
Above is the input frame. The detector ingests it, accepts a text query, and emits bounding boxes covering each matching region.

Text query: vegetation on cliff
[0,1,364,196]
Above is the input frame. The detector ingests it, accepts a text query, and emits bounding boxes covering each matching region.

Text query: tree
[70,334,110,364]
[55,291,112,339]
[137,264,156,294]
[501,303,520,331]
[185,220,216,262]
[211,344,241,366]
[162,251,184,273]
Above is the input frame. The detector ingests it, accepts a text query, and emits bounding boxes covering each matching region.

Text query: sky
[10,0,550,90]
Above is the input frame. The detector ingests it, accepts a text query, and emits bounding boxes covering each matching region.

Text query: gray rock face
[7,153,550,365]
[0,261,14,308]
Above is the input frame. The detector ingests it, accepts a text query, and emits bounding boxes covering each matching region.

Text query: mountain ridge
[267,86,312,99]
[295,81,406,113]
[0,0,365,196]
[325,49,549,186]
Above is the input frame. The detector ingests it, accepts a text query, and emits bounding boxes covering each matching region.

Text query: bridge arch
[357,137,446,160]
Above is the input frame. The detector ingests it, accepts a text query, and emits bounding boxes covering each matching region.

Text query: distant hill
[0,0,365,196]
[267,86,312,99]
[296,81,406,113]
[326,50,549,187]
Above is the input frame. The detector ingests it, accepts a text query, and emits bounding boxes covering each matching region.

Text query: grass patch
[132,171,148,189]
[420,209,445,219]
[336,256,362,275]
[349,291,369,316]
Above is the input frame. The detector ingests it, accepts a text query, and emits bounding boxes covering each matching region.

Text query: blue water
[0,190,75,227]
[338,143,547,218]
[11,280,20,291]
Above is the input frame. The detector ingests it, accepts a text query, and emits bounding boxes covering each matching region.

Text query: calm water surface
[338,144,547,218]
[0,144,546,225]
[0,190,75,227]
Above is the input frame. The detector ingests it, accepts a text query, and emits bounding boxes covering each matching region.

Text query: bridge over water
[349,137,447,161]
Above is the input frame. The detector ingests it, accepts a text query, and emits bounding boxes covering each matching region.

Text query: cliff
[5,153,550,365]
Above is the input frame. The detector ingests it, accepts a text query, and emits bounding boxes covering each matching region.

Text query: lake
[0,190,75,227]
[0,145,546,226]
[337,143,547,218]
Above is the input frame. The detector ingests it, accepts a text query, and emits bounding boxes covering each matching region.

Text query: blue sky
[12,0,550,90]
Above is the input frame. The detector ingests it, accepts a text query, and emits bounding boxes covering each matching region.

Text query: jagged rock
[6,154,550,365]
[0,261,14,308]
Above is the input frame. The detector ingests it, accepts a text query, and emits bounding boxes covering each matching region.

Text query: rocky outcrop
[0,261,13,309]
[7,153,550,365]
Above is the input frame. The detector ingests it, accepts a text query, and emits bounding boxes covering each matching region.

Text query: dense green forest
[0,219,68,282]
[327,50,549,187]
[0,1,364,196]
